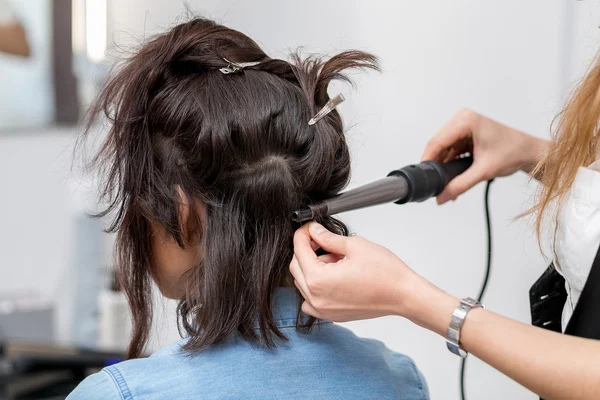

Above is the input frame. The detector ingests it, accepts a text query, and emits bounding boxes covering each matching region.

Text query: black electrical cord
[459,179,494,400]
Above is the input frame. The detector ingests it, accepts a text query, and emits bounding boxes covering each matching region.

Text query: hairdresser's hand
[291,222,457,334]
[422,109,549,204]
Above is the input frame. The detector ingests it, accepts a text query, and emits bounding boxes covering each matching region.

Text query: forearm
[406,286,600,400]
[0,24,30,57]
[462,306,600,399]
[517,133,550,180]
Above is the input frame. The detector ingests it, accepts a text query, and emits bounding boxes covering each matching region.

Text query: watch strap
[446,297,484,358]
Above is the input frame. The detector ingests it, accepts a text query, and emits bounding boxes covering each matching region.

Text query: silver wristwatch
[446,297,484,358]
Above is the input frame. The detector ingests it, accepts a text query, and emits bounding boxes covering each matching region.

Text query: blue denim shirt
[68,288,428,399]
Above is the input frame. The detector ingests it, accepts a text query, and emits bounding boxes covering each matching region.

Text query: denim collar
[180,288,331,339]
[270,287,331,328]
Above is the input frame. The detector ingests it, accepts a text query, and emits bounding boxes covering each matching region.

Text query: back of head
[86,17,378,358]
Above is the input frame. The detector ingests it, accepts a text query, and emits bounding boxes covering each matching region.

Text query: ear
[176,185,191,227]
[176,186,206,244]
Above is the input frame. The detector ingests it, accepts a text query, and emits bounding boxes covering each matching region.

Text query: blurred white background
[2,1,600,399]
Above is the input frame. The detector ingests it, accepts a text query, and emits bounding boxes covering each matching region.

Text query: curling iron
[292,155,473,222]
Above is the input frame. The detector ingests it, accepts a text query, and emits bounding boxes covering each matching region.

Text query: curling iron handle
[441,156,474,185]
[388,155,473,204]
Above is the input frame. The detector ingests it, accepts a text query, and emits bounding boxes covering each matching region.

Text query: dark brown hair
[84,17,378,358]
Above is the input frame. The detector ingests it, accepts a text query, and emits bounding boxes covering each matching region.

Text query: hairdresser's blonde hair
[525,52,600,242]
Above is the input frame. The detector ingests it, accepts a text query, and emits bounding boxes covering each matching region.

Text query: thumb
[437,165,484,204]
[308,222,349,255]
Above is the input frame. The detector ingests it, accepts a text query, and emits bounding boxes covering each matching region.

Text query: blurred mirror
[0,0,56,131]
[0,0,109,133]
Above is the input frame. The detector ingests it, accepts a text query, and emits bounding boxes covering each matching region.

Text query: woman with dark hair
[68,17,428,399]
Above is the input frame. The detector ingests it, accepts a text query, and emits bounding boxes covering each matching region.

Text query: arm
[421,109,550,203]
[291,223,600,400]
[413,286,600,400]
[0,22,30,57]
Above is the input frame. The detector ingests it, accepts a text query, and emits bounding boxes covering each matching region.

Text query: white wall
[1,1,598,399]
[0,128,74,297]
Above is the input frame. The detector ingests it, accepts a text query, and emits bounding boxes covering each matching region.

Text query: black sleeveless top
[529,244,600,399]
[530,244,600,337]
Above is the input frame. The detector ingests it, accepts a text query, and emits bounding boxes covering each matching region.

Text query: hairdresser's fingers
[422,109,477,162]
[294,279,311,303]
[289,255,303,280]
[306,222,350,256]
[437,147,450,164]
[440,137,472,163]
[301,300,323,319]
[290,256,310,295]
[442,147,458,164]
[318,253,344,264]
[310,240,320,252]
[437,163,485,204]
[293,225,321,268]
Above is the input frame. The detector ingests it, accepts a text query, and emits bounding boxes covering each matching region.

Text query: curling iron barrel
[292,155,473,223]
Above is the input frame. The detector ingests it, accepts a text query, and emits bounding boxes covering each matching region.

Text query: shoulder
[297,321,389,354]
[67,369,123,400]
[75,338,244,398]
[67,339,189,400]
[306,323,429,396]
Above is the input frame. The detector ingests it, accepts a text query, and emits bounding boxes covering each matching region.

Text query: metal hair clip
[308,94,345,125]
[219,58,261,74]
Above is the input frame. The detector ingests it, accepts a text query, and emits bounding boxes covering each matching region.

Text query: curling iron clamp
[292,155,474,222]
